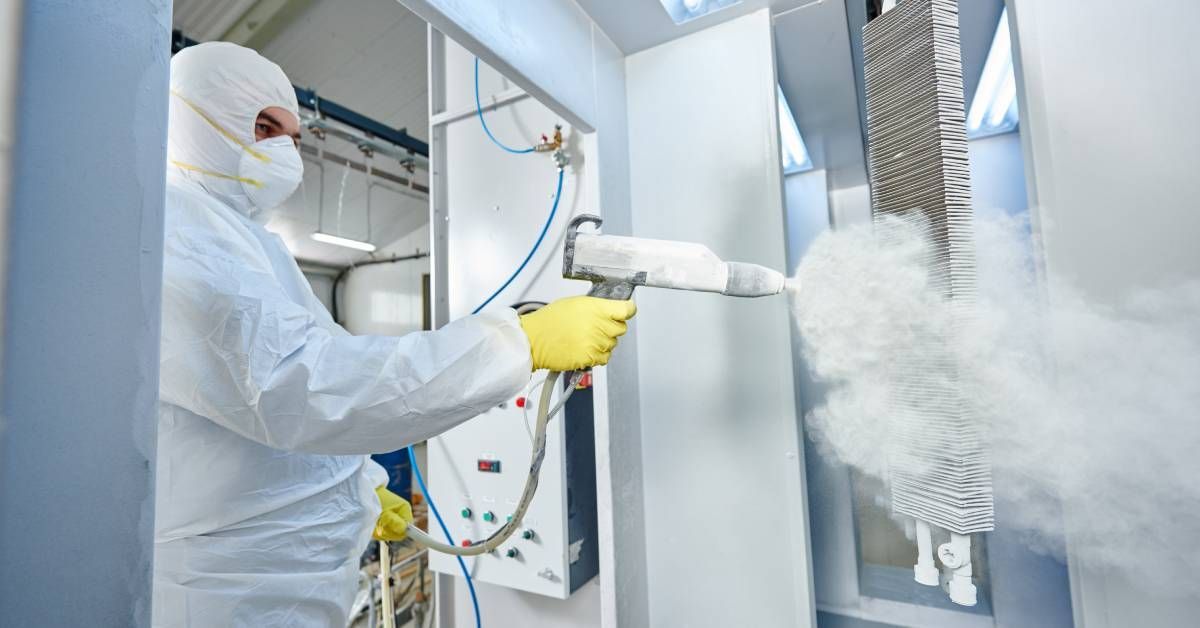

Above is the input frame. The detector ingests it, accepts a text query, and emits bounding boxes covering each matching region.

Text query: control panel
[428,375,598,598]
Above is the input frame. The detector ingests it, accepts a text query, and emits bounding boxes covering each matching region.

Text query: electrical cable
[474,57,535,154]
[519,377,545,444]
[405,370,582,556]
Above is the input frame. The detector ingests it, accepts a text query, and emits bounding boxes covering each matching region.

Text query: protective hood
[168,42,301,218]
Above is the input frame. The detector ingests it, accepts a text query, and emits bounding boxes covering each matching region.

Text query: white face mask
[237,135,304,216]
[168,89,304,218]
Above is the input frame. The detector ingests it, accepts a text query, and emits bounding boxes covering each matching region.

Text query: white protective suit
[154,42,531,627]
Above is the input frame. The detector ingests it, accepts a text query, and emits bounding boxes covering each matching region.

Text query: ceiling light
[967,8,1019,138]
[311,231,377,253]
[658,0,742,25]
[777,85,813,174]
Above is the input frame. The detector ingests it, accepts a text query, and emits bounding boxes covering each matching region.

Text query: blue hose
[475,57,535,154]
[409,444,481,628]
[471,168,564,315]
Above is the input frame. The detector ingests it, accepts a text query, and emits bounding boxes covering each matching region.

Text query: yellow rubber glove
[518,296,637,372]
[373,486,414,541]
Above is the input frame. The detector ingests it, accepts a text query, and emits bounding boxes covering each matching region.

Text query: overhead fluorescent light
[658,0,742,25]
[311,231,377,253]
[966,8,1019,139]
[777,85,813,174]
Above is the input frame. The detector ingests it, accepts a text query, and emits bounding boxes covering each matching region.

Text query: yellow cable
[169,160,264,189]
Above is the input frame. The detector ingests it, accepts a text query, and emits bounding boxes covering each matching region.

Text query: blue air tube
[470,168,564,314]
[475,57,535,154]
[408,444,481,628]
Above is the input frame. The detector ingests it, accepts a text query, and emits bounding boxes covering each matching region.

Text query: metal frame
[294,86,429,157]
[426,26,454,627]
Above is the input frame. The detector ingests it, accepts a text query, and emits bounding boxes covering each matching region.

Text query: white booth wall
[341,226,431,336]
[624,10,813,627]
[1008,0,1200,625]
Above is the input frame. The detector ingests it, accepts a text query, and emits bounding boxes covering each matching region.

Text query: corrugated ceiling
[173,0,258,41]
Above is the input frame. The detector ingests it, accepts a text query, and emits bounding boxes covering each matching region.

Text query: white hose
[379,541,394,628]
[406,370,582,555]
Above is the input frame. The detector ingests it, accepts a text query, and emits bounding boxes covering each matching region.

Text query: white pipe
[937,532,978,606]
[301,116,430,171]
[913,519,939,586]
[379,541,395,628]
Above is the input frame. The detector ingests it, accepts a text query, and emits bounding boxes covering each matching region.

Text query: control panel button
[505,547,519,558]
[515,396,526,408]
[521,529,535,540]
[477,459,501,473]
[460,540,471,547]
[482,511,496,523]
[460,507,472,519]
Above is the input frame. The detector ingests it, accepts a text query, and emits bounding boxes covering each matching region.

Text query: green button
[482,511,496,523]
[521,529,535,540]
[505,548,519,558]
[506,515,513,523]
[460,508,472,518]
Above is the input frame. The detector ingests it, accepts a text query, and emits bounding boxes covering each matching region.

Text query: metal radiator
[862,0,993,606]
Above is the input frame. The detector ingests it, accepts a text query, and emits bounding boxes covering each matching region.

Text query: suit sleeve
[159,224,532,455]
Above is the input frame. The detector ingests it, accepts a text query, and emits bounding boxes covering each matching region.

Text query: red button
[515,397,526,408]
[461,540,471,547]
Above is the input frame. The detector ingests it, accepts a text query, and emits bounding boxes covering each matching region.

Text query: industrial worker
[154,42,635,627]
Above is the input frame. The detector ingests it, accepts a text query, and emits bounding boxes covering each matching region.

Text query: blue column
[0,1,170,626]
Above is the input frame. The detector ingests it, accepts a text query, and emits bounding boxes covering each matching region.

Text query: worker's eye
[255,123,271,135]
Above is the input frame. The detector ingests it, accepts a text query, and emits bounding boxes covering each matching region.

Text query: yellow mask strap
[170,89,271,163]
[169,160,264,189]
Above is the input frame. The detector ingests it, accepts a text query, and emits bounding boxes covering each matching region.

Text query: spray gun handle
[586,280,636,300]
[564,214,638,300]
[563,214,602,273]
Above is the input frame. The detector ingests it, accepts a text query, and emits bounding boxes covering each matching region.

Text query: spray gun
[563,214,788,299]
[407,213,790,557]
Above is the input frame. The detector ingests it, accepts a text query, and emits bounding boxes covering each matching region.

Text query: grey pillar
[0,1,170,626]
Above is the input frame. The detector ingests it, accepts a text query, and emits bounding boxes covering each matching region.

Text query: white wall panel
[625,10,815,627]
[784,169,831,271]
[968,132,1028,221]
[1009,0,1200,301]
[1007,0,1200,625]
[585,25,652,628]
[1,3,170,624]
[342,226,431,336]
